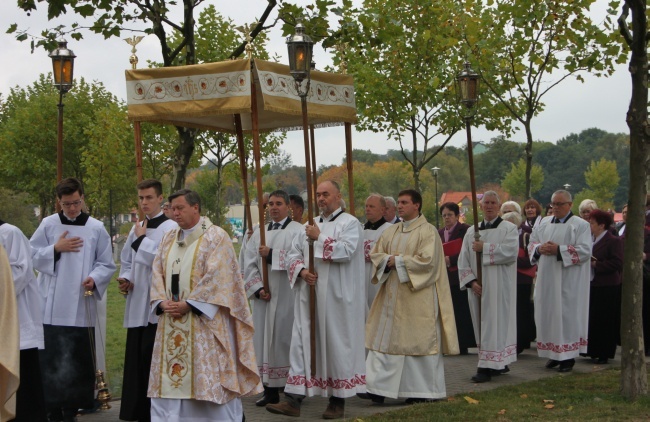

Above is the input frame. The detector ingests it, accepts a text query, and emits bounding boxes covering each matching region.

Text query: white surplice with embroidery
[458,221,518,370]
[243,220,303,387]
[528,216,591,360]
[285,210,366,398]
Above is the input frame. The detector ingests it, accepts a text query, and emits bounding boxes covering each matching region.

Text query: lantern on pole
[456,61,482,285]
[287,21,318,376]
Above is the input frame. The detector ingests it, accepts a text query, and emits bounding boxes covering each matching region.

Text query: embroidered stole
[159,219,212,398]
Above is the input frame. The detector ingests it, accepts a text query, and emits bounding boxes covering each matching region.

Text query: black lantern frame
[49,38,76,94]
[286,21,314,97]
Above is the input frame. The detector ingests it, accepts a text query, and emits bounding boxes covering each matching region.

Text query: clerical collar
[320,208,344,223]
[364,217,386,230]
[401,215,419,229]
[480,216,502,230]
[145,212,169,229]
[268,217,289,230]
[59,211,90,226]
[179,217,203,240]
[553,211,573,224]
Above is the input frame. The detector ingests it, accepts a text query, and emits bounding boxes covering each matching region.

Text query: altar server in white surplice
[363,189,458,405]
[528,190,591,373]
[459,191,518,383]
[30,178,116,421]
[267,181,366,420]
[362,194,392,313]
[243,190,303,407]
[118,179,176,422]
[148,189,262,422]
[0,220,47,421]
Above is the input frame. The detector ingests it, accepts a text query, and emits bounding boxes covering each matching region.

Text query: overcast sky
[0,0,631,168]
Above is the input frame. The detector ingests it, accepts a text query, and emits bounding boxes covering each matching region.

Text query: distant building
[439,191,484,220]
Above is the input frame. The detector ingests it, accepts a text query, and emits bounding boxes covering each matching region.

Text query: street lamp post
[432,166,440,227]
[287,22,317,376]
[49,38,76,211]
[456,61,481,285]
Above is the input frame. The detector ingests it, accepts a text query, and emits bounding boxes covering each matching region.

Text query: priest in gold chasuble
[147,190,262,422]
[364,189,458,404]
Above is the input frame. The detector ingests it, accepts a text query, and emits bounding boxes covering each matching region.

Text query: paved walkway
[79,345,618,421]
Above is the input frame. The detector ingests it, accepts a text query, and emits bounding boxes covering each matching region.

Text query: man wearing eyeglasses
[528,190,591,373]
[30,177,116,422]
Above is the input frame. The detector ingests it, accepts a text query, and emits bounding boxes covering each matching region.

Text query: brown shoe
[266,401,300,417]
[322,402,345,419]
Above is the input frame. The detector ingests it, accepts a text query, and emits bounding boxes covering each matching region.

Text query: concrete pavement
[78,344,618,421]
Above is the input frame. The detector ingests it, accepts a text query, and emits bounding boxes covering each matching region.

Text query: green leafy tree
[334,0,469,191]
[462,0,626,198]
[12,0,281,191]
[0,188,39,237]
[502,159,544,201]
[582,158,620,210]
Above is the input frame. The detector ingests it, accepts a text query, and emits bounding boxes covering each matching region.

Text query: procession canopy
[124,58,357,133]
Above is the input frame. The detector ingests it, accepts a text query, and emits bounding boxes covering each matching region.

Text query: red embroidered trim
[286,374,366,390]
[528,241,540,256]
[478,344,517,362]
[245,276,262,292]
[536,338,588,353]
[259,364,290,380]
[289,259,304,282]
[567,245,580,264]
[364,239,373,262]
[278,249,288,270]
[323,237,334,262]
[488,243,496,265]
[460,268,474,283]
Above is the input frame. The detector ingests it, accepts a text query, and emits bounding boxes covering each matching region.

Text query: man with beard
[267,181,366,419]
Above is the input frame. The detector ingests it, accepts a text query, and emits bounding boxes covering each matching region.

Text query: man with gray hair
[362,194,392,311]
[500,201,521,216]
[528,190,591,373]
[384,196,401,224]
[458,191,518,383]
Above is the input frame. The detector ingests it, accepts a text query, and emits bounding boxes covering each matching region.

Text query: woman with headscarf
[438,202,475,355]
[586,209,623,364]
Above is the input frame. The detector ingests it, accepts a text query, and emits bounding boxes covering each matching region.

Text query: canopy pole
[465,117,482,287]
[250,75,270,295]
[299,96,317,377]
[134,121,145,221]
[345,123,355,215]
[309,125,318,212]
[234,114,253,232]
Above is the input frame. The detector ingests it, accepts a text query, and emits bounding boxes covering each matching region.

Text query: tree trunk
[171,126,197,192]
[215,162,224,226]
[619,0,649,401]
[524,120,534,199]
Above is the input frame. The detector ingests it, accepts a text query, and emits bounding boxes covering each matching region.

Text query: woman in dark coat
[587,209,624,364]
[438,202,475,354]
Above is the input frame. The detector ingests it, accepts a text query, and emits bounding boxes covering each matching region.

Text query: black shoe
[558,358,575,372]
[491,365,509,376]
[357,392,384,403]
[459,348,469,355]
[471,372,491,383]
[256,394,280,406]
[595,357,609,365]
[545,359,560,369]
[405,397,435,404]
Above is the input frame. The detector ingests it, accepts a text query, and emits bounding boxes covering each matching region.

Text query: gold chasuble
[148,218,262,404]
[0,245,19,421]
[367,215,459,356]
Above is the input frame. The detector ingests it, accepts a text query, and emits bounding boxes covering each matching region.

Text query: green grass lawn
[363,368,650,421]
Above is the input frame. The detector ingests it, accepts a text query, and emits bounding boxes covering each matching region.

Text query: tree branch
[618,3,633,46]
[228,0,278,59]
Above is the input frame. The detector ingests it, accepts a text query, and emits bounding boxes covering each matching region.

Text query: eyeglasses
[551,202,570,207]
[61,200,82,208]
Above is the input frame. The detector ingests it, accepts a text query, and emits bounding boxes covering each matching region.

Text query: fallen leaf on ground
[464,396,480,405]
[447,397,456,402]
[498,409,507,415]
[545,404,555,409]
[543,399,555,403]
[568,406,573,411]
[520,394,528,399]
